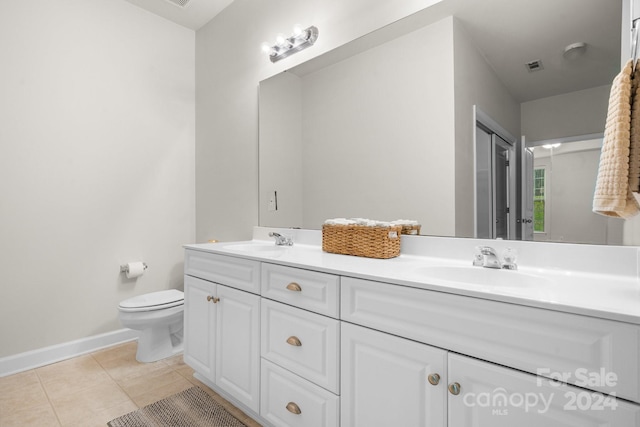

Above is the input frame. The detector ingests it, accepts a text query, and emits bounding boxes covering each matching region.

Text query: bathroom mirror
[259,0,623,245]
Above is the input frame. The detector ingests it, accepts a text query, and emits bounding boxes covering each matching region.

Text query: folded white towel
[324,218,357,225]
[390,219,419,225]
[324,218,395,227]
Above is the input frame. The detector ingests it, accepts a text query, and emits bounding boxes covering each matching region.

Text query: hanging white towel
[593,59,640,218]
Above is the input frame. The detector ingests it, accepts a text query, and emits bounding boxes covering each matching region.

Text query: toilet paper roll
[126,262,146,279]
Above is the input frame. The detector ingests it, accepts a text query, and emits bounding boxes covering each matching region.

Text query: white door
[448,353,640,426]
[341,322,447,427]
[183,275,216,381]
[215,284,261,413]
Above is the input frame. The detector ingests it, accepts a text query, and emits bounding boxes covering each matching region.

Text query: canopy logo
[461,368,619,416]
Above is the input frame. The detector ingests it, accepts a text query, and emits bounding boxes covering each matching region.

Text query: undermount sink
[413,265,550,288]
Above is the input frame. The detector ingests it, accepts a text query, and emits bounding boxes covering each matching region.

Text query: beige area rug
[108,386,249,427]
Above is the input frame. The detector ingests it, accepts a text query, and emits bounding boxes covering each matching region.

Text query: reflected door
[492,135,510,239]
[475,126,514,239]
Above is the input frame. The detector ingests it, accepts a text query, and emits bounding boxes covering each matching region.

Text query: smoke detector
[165,0,191,8]
[525,60,544,72]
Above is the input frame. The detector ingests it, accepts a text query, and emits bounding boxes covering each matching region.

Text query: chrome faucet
[473,246,517,270]
[476,246,502,269]
[269,232,293,246]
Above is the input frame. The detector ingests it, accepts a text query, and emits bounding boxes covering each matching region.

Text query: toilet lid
[119,289,184,312]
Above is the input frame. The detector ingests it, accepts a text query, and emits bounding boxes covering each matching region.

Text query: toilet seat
[119,289,184,313]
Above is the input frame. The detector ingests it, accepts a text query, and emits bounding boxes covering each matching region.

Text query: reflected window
[533,167,546,233]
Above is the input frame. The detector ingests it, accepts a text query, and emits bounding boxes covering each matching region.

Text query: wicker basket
[322,224,402,259]
[399,224,421,235]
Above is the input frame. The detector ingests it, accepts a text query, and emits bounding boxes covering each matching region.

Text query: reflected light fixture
[563,42,587,60]
[261,25,319,63]
[542,143,561,149]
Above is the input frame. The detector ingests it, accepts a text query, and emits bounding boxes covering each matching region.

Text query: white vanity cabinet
[183,243,640,427]
[341,276,640,402]
[342,321,640,427]
[183,251,261,413]
[341,277,640,426]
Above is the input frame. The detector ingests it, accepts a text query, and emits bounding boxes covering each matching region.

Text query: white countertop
[184,235,640,325]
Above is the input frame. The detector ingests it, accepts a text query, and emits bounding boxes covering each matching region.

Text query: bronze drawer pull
[286,401,302,414]
[286,282,302,292]
[206,296,220,303]
[286,336,302,347]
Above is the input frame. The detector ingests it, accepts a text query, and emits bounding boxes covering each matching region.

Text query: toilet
[118,289,184,363]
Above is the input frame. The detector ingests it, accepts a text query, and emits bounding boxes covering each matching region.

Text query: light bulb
[261,42,271,54]
[276,34,287,46]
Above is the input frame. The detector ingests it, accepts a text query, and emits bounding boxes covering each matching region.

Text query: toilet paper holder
[120,263,148,274]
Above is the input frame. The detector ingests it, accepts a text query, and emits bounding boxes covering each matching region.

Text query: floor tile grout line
[33,368,63,427]
[88,351,140,410]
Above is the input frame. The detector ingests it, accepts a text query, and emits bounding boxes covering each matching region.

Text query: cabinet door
[183,275,216,381]
[215,284,261,413]
[341,322,447,427]
[448,353,640,426]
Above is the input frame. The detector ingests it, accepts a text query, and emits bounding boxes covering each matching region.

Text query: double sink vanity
[183,228,640,426]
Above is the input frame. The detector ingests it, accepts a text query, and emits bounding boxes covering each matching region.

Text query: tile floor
[0,341,262,427]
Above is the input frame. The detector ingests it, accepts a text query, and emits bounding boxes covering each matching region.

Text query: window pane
[533,168,545,233]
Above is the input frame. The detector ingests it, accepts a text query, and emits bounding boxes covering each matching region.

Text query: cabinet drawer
[262,299,340,393]
[261,263,339,318]
[341,276,640,403]
[261,359,339,427]
[185,250,260,294]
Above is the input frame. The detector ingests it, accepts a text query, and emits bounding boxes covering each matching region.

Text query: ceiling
[124,0,234,30]
[127,0,622,103]
[450,0,622,102]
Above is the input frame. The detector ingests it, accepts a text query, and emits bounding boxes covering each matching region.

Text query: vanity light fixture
[261,25,319,63]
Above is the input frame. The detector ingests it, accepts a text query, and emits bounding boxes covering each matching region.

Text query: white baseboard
[0,328,139,377]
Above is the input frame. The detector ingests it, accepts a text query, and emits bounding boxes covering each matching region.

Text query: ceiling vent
[525,60,544,72]
[165,0,191,8]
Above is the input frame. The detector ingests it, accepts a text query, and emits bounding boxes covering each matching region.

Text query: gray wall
[259,72,304,228]
[521,86,610,143]
[0,0,195,357]
[301,18,455,232]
